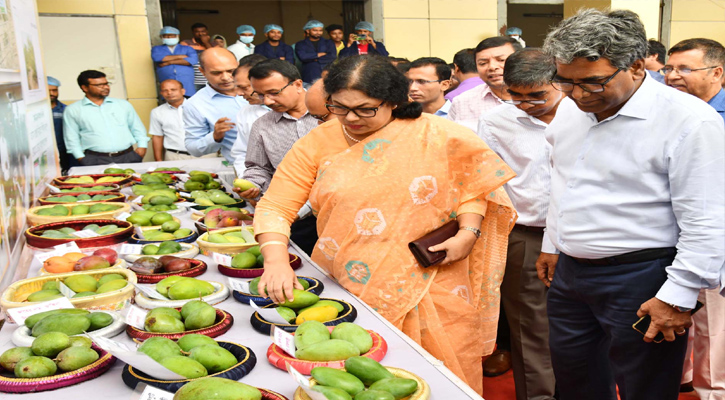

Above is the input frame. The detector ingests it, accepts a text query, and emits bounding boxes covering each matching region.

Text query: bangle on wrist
[259,240,288,251]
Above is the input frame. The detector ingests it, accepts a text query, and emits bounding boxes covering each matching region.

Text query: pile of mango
[25,273,127,302]
[183,171,222,192]
[142,301,217,334]
[265,291,343,325]
[174,377,262,400]
[40,223,125,239]
[132,183,173,196]
[35,203,123,217]
[229,246,263,269]
[59,185,117,193]
[103,167,136,175]
[140,226,193,242]
[189,190,239,206]
[62,175,127,184]
[139,335,238,380]
[131,256,194,274]
[293,321,372,362]
[310,357,418,400]
[126,210,175,226]
[206,230,256,245]
[0,332,101,378]
[203,208,252,229]
[140,172,175,185]
[25,308,115,337]
[141,240,183,256]
[156,276,217,300]
[42,248,117,274]
[44,193,120,203]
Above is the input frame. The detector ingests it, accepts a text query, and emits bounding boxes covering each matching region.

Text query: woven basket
[125,308,234,341]
[196,226,258,256]
[27,202,131,226]
[1,268,137,321]
[25,219,133,249]
[53,173,132,187]
[250,299,357,335]
[132,259,207,284]
[294,367,430,400]
[52,183,121,193]
[133,281,229,309]
[38,191,126,205]
[122,243,199,263]
[218,253,300,279]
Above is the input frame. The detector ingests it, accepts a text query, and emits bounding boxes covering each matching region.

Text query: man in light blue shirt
[406,57,452,117]
[63,70,148,166]
[151,26,198,96]
[183,47,249,163]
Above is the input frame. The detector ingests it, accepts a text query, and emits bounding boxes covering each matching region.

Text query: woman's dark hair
[324,55,422,119]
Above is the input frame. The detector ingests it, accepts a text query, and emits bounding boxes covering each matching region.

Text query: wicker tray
[125,308,233,341]
[11,311,126,346]
[127,227,199,245]
[25,219,133,249]
[294,367,430,400]
[38,191,126,205]
[27,202,131,226]
[122,243,199,263]
[133,281,229,309]
[232,276,323,306]
[132,259,208,284]
[196,226,258,256]
[53,173,132,187]
[218,253,301,279]
[250,299,357,335]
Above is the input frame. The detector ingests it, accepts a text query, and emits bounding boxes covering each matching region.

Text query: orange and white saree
[254,114,516,393]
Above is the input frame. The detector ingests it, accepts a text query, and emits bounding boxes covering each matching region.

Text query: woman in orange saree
[253,55,516,394]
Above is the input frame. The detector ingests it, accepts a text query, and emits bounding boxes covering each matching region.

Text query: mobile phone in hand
[632,300,704,343]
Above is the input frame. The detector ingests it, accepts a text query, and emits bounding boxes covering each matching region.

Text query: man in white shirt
[227,25,256,62]
[537,9,725,400]
[479,48,561,400]
[406,57,452,117]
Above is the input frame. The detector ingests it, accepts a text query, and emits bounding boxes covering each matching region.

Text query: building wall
[563,0,660,39]
[669,0,725,47]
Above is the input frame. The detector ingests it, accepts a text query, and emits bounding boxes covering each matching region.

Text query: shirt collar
[435,99,452,116]
[205,85,236,99]
[707,88,725,112]
[164,100,184,109]
[480,84,503,103]
[273,110,310,123]
[82,96,113,106]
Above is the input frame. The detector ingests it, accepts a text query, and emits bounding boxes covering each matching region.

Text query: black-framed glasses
[661,66,718,76]
[408,79,444,86]
[310,113,329,122]
[551,69,623,93]
[325,100,385,118]
[88,82,111,87]
[256,81,294,101]
[503,98,548,105]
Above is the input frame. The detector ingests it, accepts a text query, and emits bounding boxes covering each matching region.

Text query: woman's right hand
[257,260,303,304]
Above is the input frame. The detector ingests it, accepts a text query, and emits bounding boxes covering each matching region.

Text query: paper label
[146,165,158,173]
[45,183,61,193]
[120,244,144,255]
[76,199,93,203]
[6,297,75,325]
[176,174,190,182]
[134,227,145,239]
[35,242,83,263]
[123,305,148,330]
[212,252,233,266]
[73,230,100,238]
[227,278,250,293]
[136,384,174,400]
[131,282,168,300]
[58,282,77,298]
[116,212,131,221]
[132,173,142,179]
[272,326,296,357]
[175,202,197,208]
[250,300,290,324]
[88,335,185,380]
[179,192,191,197]
[132,196,144,204]
[287,364,328,399]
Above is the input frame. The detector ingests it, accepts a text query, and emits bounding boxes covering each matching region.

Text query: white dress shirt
[543,74,725,308]
[149,101,186,152]
[227,41,255,61]
[447,83,503,131]
[231,104,270,175]
[478,102,555,227]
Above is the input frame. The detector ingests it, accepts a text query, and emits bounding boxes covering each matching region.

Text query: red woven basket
[25,219,133,249]
[133,259,208,284]
[125,308,234,341]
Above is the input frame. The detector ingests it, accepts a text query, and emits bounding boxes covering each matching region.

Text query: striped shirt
[243,110,318,194]
[447,83,503,131]
[478,102,552,227]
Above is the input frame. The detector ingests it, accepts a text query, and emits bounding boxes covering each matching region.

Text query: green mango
[278,289,319,309]
[0,347,34,372]
[207,233,229,244]
[91,194,104,201]
[158,240,182,252]
[148,232,177,241]
[149,195,175,206]
[161,220,181,232]
[209,192,236,205]
[14,356,57,378]
[190,190,209,199]
[184,305,217,330]
[41,230,69,238]
[168,279,215,300]
[25,309,89,329]
[276,306,296,323]
[31,332,71,357]
[97,273,125,287]
[96,224,120,236]
[31,314,91,337]
[312,367,365,396]
[248,277,262,295]
[312,386,353,400]
[104,168,125,174]
[69,336,93,348]
[231,252,256,269]
[160,356,208,379]
[89,203,114,213]
[184,181,205,191]
[345,357,395,386]
[189,174,211,184]
[172,377,262,400]
[180,300,209,320]
[26,290,63,302]
[126,214,151,226]
[147,307,182,321]
[55,346,99,372]
[368,378,418,400]
[173,228,193,238]
[176,334,219,352]
[156,276,191,297]
[41,281,59,291]
[96,279,127,294]
[299,300,345,314]
[63,275,98,293]
[59,227,77,235]
[196,198,215,206]
[331,323,373,354]
[294,320,331,351]
[353,390,395,400]
[189,344,237,374]
[204,181,221,190]
[138,337,182,362]
[71,204,89,215]
[256,254,264,267]
[83,224,100,231]
[87,312,114,331]
[142,244,159,255]
[295,339,360,361]
[145,313,185,333]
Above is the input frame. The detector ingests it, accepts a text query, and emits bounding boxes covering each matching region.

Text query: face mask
[163,37,179,46]
[510,35,520,40]
[240,36,254,44]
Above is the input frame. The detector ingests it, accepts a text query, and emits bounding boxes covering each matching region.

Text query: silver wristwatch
[459,226,481,238]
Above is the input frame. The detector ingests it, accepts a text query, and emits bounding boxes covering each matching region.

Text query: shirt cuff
[136,138,150,148]
[541,230,560,254]
[72,150,85,159]
[656,279,701,309]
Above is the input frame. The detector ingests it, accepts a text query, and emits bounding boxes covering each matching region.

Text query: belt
[166,148,190,155]
[513,224,545,233]
[569,247,677,266]
[85,146,134,157]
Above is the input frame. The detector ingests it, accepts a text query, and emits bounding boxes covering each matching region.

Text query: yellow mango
[295,305,339,324]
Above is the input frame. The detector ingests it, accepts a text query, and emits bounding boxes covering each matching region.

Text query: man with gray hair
[537,9,724,400]
[478,48,561,400]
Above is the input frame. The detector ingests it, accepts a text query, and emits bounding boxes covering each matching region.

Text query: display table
[0,161,484,400]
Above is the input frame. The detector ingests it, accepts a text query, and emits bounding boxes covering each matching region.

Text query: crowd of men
[46,10,724,400]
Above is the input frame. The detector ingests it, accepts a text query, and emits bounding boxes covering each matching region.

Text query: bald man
[183,47,249,162]
[305,79,334,124]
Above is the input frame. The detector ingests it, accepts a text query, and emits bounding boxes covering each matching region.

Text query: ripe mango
[295,320,330,351]
[311,367,365,397]
[31,332,71,357]
[278,289,319,309]
[207,233,230,244]
[177,334,219,352]
[87,312,114,331]
[0,347,34,371]
[295,339,360,361]
[63,275,98,292]
[160,355,208,379]
[25,309,89,329]
[172,377,262,400]
[74,255,111,271]
[97,273,125,287]
[312,386,353,400]
[31,314,91,337]
[145,314,185,333]
[368,378,418,400]
[331,323,373,354]
[299,300,345,314]
[168,279,215,300]
[139,337,182,362]
[189,344,237,374]
[184,305,216,330]
[26,289,63,302]
[344,357,395,386]
[14,356,57,378]
[96,279,127,294]
[353,390,395,400]
[55,346,99,372]
[296,306,339,324]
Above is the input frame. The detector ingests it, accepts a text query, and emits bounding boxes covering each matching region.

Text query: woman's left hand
[428,231,478,265]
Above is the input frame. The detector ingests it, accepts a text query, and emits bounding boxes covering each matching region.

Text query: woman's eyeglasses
[325,101,385,118]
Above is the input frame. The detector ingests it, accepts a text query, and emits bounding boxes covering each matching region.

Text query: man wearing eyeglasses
[478,48,562,400]
[406,57,452,116]
[664,37,725,399]
[63,70,148,166]
[537,10,724,400]
[239,59,318,255]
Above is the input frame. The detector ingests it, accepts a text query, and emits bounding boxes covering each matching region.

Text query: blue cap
[47,76,60,87]
[160,26,180,35]
[236,25,256,35]
[303,20,324,31]
[264,24,283,34]
[354,21,375,32]
[505,27,522,36]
